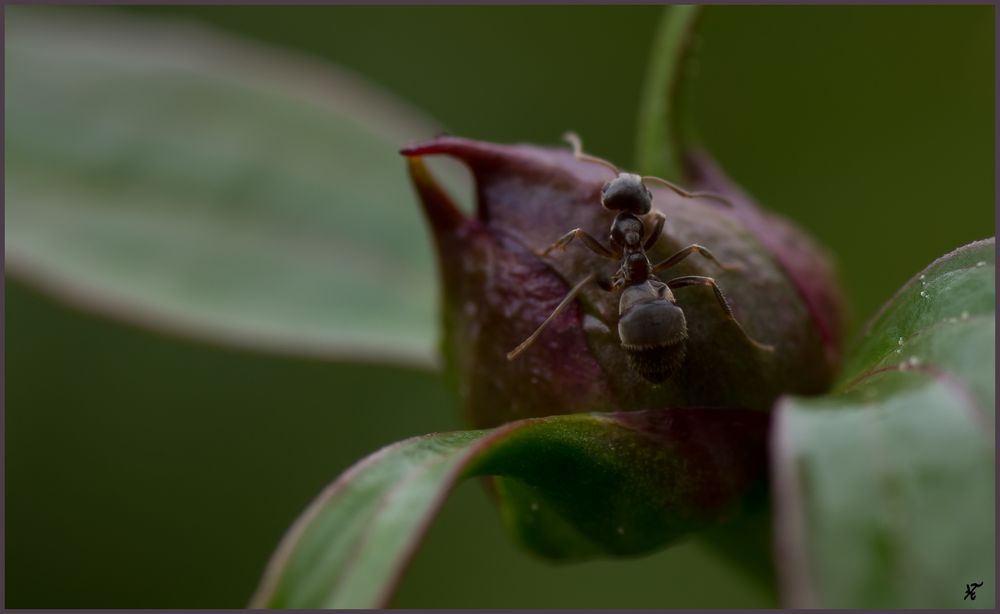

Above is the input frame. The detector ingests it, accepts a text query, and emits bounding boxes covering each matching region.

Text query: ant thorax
[609,212,652,285]
[609,212,645,248]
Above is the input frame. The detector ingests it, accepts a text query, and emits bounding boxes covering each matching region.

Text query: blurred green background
[6,5,993,608]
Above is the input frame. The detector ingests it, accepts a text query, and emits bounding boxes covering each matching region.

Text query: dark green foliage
[773,240,995,608]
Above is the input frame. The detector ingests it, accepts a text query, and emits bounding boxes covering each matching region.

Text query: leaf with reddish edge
[251,408,770,608]
[403,136,843,427]
[772,238,994,608]
[6,8,449,368]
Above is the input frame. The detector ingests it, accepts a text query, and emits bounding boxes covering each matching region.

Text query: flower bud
[403,137,843,428]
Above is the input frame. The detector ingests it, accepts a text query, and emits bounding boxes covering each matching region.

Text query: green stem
[634,4,703,180]
[698,485,780,603]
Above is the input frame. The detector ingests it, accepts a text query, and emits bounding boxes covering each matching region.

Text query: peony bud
[403,137,843,428]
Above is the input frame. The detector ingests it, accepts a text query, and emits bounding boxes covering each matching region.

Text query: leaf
[772,238,995,608]
[5,8,448,368]
[635,4,702,179]
[251,408,770,608]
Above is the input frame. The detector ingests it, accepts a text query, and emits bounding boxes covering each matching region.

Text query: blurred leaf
[5,8,448,368]
[635,4,701,179]
[773,238,995,608]
[252,408,770,608]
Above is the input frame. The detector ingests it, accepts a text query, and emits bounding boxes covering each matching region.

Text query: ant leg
[641,175,735,208]
[667,275,774,351]
[603,270,628,291]
[593,271,617,292]
[643,210,666,251]
[562,131,620,176]
[652,244,742,274]
[507,272,597,360]
[537,228,617,259]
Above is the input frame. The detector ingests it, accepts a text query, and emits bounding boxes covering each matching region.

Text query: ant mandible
[507,133,773,383]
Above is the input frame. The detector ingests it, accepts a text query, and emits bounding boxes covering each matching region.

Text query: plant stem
[634,4,703,181]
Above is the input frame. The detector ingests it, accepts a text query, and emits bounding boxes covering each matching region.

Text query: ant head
[600,173,652,215]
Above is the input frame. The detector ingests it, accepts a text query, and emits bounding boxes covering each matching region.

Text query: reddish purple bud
[404,137,844,427]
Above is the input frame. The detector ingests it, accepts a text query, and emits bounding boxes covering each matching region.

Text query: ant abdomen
[624,343,687,384]
[617,282,688,383]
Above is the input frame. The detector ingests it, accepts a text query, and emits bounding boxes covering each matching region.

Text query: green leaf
[5,8,447,368]
[251,408,770,608]
[773,238,995,608]
[635,4,702,179]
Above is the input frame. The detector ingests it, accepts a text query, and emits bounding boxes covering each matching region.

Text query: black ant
[507,133,773,383]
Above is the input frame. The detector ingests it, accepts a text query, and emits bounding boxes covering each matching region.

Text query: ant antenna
[641,175,735,208]
[562,132,620,177]
[561,132,734,208]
